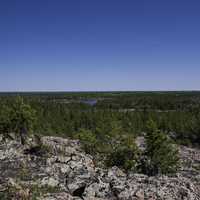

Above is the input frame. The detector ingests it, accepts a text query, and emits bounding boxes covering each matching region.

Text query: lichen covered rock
[0,135,199,199]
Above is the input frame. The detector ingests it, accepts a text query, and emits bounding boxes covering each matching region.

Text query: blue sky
[0,0,200,91]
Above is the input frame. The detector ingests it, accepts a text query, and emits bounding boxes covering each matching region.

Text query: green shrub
[144,119,180,175]
[0,96,37,144]
[74,129,98,154]
[0,184,60,200]
[106,136,139,171]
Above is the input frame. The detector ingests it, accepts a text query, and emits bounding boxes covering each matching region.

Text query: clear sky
[0,0,200,91]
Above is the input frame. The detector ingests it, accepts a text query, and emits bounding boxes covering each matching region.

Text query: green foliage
[0,105,12,134]
[74,129,98,154]
[0,184,60,200]
[10,96,36,134]
[144,119,180,175]
[30,184,60,200]
[106,135,139,171]
[0,92,200,174]
[0,96,36,144]
[74,125,139,171]
[17,92,200,148]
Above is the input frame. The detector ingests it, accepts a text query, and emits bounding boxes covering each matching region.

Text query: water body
[81,99,97,106]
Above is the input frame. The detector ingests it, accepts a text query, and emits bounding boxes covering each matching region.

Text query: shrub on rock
[144,119,180,175]
[106,135,139,171]
[74,129,97,154]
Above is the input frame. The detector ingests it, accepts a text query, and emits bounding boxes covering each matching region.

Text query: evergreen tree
[144,119,180,175]
[10,96,36,144]
[0,105,12,136]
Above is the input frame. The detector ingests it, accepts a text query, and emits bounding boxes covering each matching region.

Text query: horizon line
[0,90,200,93]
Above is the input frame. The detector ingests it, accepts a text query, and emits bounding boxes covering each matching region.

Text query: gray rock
[0,135,199,200]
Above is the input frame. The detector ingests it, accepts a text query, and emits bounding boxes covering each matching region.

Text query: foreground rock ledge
[0,135,199,200]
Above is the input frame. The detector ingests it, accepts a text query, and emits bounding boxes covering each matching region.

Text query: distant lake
[81,99,97,106]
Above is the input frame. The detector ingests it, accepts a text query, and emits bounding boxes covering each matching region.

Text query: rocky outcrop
[0,135,199,200]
